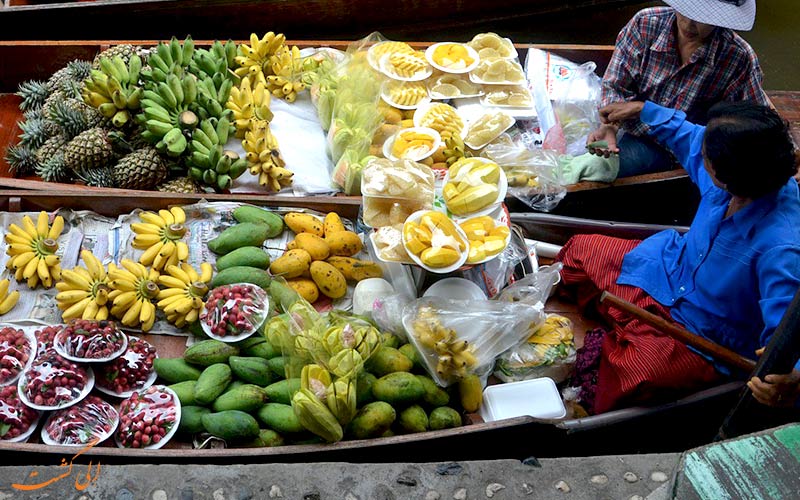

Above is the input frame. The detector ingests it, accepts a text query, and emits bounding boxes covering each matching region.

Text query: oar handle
[599,291,757,373]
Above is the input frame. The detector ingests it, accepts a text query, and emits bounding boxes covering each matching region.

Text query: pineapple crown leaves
[49,99,90,141]
[73,165,116,188]
[4,143,38,177]
[35,151,72,183]
[16,80,49,112]
[17,117,55,149]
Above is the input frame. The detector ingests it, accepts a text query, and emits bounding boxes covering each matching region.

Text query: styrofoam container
[479,378,566,421]
[425,42,480,74]
[423,278,487,301]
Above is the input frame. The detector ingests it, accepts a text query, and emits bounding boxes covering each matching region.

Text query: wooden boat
[0,0,641,41]
[0,191,759,464]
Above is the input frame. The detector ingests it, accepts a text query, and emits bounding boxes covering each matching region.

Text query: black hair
[703,102,797,198]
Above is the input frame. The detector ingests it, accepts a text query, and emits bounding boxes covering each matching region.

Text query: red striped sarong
[557,234,721,413]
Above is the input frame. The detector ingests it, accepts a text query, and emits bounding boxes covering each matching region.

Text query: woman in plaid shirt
[589,0,769,177]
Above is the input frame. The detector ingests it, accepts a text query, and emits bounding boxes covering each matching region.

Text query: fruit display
[0,279,20,316]
[414,103,464,142]
[156,262,214,328]
[54,319,128,362]
[381,80,428,109]
[427,73,482,99]
[459,216,511,264]
[227,74,274,138]
[130,206,189,271]
[367,41,415,70]
[186,116,248,192]
[116,385,179,448]
[409,307,480,382]
[443,158,504,216]
[482,85,533,107]
[200,283,269,340]
[464,111,515,150]
[41,395,119,446]
[95,336,158,396]
[34,325,61,357]
[380,51,431,81]
[361,158,435,228]
[467,32,516,60]
[388,128,440,161]
[4,211,64,289]
[0,385,40,442]
[0,326,34,386]
[18,352,93,410]
[55,250,111,321]
[234,32,308,103]
[427,43,477,72]
[470,59,525,85]
[107,259,161,332]
[403,211,468,271]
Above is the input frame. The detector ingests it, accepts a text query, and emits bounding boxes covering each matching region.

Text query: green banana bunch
[82,55,143,128]
[140,36,194,85]
[186,116,247,191]
[138,73,199,156]
[192,75,234,121]
[188,40,237,80]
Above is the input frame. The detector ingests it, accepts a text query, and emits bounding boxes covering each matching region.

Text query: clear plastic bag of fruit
[482,139,567,212]
[361,158,435,228]
[551,62,602,157]
[401,296,545,386]
[0,325,35,386]
[495,262,563,307]
[41,395,119,446]
[494,313,577,383]
[200,283,270,341]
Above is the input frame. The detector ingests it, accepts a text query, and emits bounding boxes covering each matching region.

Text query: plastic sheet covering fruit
[494,314,577,383]
[53,319,128,362]
[95,336,157,397]
[0,384,40,441]
[200,283,269,341]
[42,394,119,446]
[18,352,93,410]
[0,325,35,386]
[115,385,179,449]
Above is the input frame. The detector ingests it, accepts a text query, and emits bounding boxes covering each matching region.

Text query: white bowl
[479,377,566,421]
[201,283,270,343]
[456,208,512,267]
[402,210,469,274]
[442,158,508,219]
[3,411,41,443]
[423,277,487,301]
[425,42,480,74]
[383,127,442,162]
[54,326,128,364]
[380,80,430,110]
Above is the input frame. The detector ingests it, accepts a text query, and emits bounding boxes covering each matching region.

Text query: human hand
[599,101,645,124]
[587,124,619,158]
[747,347,800,407]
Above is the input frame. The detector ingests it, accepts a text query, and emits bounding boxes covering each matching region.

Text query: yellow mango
[431,144,446,163]
[310,261,347,299]
[270,249,312,279]
[467,243,487,264]
[446,184,499,216]
[405,237,428,256]
[443,182,460,201]
[294,233,331,261]
[490,225,510,238]
[287,278,320,303]
[467,216,495,232]
[325,230,363,257]
[285,213,324,236]
[420,247,461,268]
[411,225,432,245]
[483,238,506,256]
[458,374,483,413]
[400,119,415,128]
[326,256,383,281]
[323,212,347,237]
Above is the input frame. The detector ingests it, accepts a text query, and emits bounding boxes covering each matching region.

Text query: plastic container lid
[423,277,487,301]
[479,377,566,421]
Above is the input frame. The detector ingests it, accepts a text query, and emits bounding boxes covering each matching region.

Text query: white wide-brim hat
[664,0,756,31]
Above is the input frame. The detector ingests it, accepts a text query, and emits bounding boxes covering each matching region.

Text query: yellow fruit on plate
[459,216,509,264]
[432,43,475,70]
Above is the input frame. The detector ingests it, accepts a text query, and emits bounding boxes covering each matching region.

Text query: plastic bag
[42,395,119,446]
[361,158,435,228]
[550,62,602,157]
[94,336,157,396]
[0,325,35,386]
[495,262,563,306]
[460,224,530,298]
[200,283,269,341]
[54,319,128,362]
[402,297,545,386]
[0,384,40,441]
[494,314,577,383]
[116,385,179,448]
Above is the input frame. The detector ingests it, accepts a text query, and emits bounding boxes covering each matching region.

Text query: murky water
[463,1,799,90]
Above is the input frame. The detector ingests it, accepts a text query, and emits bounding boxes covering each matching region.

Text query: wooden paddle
[599,291,757,373]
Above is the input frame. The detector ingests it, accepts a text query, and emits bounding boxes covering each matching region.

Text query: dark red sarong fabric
[557,234,721,413]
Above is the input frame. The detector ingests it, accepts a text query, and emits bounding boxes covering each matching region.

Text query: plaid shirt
[602,7,769,136]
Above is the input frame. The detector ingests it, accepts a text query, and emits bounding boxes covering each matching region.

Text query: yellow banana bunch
[130,206,189,272]
[266,45,306,103]
[243,120,293,192]
[0,278,20,316]
[412,306,478,382]
[55,250,111,321]
[107,259,160,332]
[226,73,274,138]
[234,32,287,80]
[4,211,64,289]
[156,262,213,328]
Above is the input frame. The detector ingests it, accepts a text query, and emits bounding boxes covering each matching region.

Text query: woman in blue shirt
[561,100,800,413]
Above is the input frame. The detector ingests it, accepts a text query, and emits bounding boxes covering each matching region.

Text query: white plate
[201,284,270,343]
[40,397,119,446]
[368,231,415,265]
[463,111,516,151]
[413,102,467,139]
[427,74,484,100]
[54,327,128,364]
[442,158,508,218]
[425,42,480,74]
[380,80,430,110]
[379,52,432,82]
[0,325,37,387]
[115,385,181,450]
[467,36,518,61]
[3,411,41,443]
[367,40,414,73]
[423,277,487,301]
[18,364,95,411]
[455,207,512,266]
[93,336,158,399]
[402,210,469,274]
[383,127,442,162]
[479,377,566,421]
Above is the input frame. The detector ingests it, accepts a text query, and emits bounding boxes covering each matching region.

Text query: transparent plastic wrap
[0,385,40,442]
[18,352,94,410]
[495,263,563,306]
[53,319,128,363]
[307,48,347,131]
[402,297,545,386]
[94,336,157,397]
[41,395,119,446]
[551,62,602,157]
[115,385,180,449]
[200,283,270,342]
[494,314,576,383]
[482,139,567,212]
[0,325,35,386]
[461,220,529,298]
[361,158,435,228]
[34,325,62,358]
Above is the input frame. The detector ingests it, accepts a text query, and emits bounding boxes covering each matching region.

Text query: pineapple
[47,60,92,94]
[74,165,116,188]
[156,176,203,193]
[49,99,90,140]
[63,127,115,171]
[15,80,49,112]
[41,90,65,119]
[34,135,68,167]
[4,144,37,177]
[17,117,57,149]
[36,151,72,183]
[92,45,138,69]
[111,147,167,190]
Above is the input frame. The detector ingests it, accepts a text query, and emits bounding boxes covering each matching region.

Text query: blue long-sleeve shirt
[617,101,800,373]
